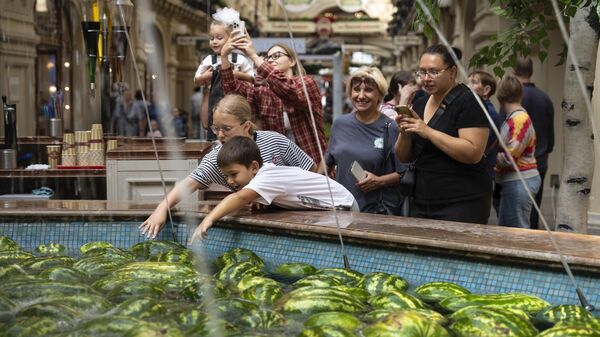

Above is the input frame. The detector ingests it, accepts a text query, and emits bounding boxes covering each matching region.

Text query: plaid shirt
[220,62,327,164]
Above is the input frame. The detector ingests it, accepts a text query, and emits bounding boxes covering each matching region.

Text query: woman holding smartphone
[395,45,492,224]
[326,66,406,215]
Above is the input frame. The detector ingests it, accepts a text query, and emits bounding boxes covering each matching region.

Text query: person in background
[140,94,317,239]
[193,7,255,140]
[146,119,163,138]
[220,33,327,168]
[395,45,492,224]
[468,70,502,180]
[191,136,357,242]
[379,71,420,119]
[514,58,554,229]
[326,66,405,215]
[190,86,204,139]
[172,108,187,138]
[494,74,540,229]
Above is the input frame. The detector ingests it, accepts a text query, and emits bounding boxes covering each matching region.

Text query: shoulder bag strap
[412,83,466,158]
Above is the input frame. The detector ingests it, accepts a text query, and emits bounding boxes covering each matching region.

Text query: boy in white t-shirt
[190,136,357,242]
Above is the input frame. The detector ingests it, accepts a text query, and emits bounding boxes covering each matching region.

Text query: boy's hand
[190,218,214,243]
[139,206,168,239]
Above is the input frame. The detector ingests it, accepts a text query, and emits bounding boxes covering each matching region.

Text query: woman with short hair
[494,74,540,228]
[326,66,405,215]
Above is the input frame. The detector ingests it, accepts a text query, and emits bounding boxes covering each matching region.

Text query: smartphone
[395,105,412,118]
[232,20,245,36]
[350,161,366,182]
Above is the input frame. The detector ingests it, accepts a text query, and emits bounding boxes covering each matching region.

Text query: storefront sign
[252,37,306,53]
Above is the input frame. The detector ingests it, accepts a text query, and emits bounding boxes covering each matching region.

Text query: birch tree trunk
[555,7,598,233]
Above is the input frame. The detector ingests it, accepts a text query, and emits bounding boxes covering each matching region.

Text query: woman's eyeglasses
[414,67,451,79]
[265,51,290,62]
[350,77,378,91]
[210,122,245,135]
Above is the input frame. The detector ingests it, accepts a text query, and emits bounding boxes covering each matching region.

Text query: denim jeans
[496,175,542,228]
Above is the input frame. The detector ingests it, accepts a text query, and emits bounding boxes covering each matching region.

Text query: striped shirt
[189,130,315,189]
[495,109,537,181]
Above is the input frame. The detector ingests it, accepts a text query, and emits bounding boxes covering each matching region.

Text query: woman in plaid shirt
[219,32,327,168]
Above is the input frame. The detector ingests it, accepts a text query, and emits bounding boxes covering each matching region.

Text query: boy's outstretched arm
[190,188,260,242]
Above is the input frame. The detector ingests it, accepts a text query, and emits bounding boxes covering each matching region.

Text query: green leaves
[413,0,597,76]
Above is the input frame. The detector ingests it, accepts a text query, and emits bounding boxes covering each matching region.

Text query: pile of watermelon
[0,235,599,337]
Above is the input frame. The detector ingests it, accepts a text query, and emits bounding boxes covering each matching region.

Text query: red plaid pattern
[220,62,327,164]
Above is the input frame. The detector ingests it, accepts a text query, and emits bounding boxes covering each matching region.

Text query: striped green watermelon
[235,275,280,293]
[79,241,113,254]
[363,311,450,337]
[17,302,79,325]
[237,308,285,328]
[214,248,265,270]
[40,294,112,314]
[276,287,364,314]
[123,325,185,337]
[0,279,99,301]
[20,255,75,273]
[356,272,409,296]
[39,266,88,283]
[73,256,128,278]
[537,325,600,337]
[108,281,166,302]
[363,308,446,325]
[0,264,32,282]
[110,297,167,320]
[298,325,358,337]
[439,293,550,314]
[368,291,426,310]
[274,262,317,280]
[315,268,363,285]
[449,305,538,337]
[414,281,470,303]
[332,285,370,301]
[0,295,16,323]
[80,246,136,260]
[215,298,260,318]
[293,274,343,288]
[305,311,361,330]
[216,261,264,287]
[68,315,151,335]
[239,283,284,306]
[2,317,60,337]
[34,243,66,256]
[539,304,595,325]
[129,240,187,260]
[0,236,19,251]
[0,251,34,267]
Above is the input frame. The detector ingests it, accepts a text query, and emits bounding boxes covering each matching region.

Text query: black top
[521,83,554,169]
[411,84,492,204]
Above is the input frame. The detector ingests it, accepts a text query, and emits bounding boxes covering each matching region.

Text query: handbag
[373,122,405,216]
[398,84,467,197]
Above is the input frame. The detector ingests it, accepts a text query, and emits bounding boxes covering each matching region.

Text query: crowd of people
[139,7,554,240]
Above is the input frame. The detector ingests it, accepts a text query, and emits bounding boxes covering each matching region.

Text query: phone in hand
[395,105,412,118]
[350,161,366,182]
[232,20,246,36]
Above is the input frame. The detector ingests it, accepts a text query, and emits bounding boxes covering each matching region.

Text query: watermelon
[298,325,358,337]
[448,305,538,337]
[274,262,317,280]
[363,311,450,337]
[216,261,264,287]
[293,274,343,288]
[357,272,409,295]
[315,268,363,285]
[214,247,265,270]
[305,311,361,330]
[368,291,426,310]
[414,281,470,303]
[237,308,285,328]
[439,293,550,314]
[79,241,113,254]
[239,283,284,306]
[235,275,280,293]
[0,236,19,251]
[34,243,66,255]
